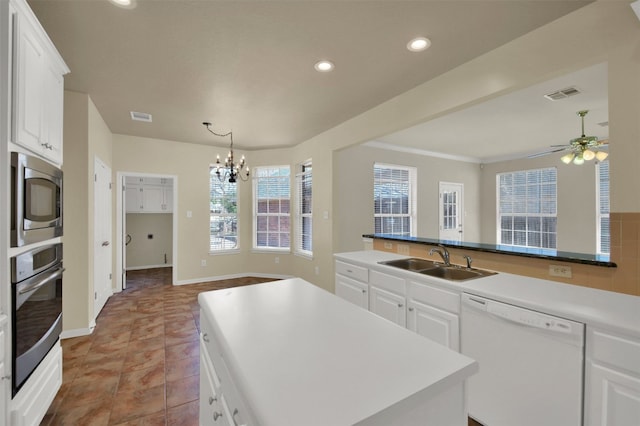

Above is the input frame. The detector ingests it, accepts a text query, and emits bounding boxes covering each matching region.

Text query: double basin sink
[379,258,496,281]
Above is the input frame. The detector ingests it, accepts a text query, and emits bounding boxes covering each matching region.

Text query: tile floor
[42,268,273,426]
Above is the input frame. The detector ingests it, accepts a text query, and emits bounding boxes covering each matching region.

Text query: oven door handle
[19,267,65,295]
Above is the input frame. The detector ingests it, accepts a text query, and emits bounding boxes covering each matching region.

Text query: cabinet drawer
[335,261,368,283]
[408,280,460,314]
[588,328,640,375]
[369,269,405,294]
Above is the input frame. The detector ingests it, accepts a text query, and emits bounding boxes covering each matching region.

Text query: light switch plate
[397,244,410,255]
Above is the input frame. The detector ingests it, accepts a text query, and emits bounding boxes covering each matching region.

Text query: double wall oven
[9,151,64,397]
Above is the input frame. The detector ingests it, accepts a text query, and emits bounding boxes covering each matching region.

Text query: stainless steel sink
[379,258,438,271]
[419,265,496,281]
[379,258,496,281]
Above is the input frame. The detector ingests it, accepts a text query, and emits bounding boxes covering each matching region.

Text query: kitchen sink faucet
[429,245,451,267]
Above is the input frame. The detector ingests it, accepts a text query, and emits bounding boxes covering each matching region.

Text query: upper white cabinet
[12,1,69,165]
[585,327,640,426]
[125,177,173,213]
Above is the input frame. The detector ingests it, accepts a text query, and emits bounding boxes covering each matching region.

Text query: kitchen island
[198,278,478,426]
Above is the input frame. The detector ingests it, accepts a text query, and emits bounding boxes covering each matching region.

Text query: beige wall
[334,144,482,253]
[62,91,112,334]
[64,1,638,304]
[126,213,173,269]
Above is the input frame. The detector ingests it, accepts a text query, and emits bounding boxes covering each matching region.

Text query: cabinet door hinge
[94,174,97,182]
[109,273,112,280]
[109,182,112,190]
[94,292,97,300]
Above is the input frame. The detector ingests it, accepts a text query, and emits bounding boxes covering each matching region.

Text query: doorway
[94,157,112,316]
[115,172,178,291]
[439,182,464,242]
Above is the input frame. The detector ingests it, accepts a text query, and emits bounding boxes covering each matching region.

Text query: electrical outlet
[315,266,320,275]
[201,259,206,267]
[275,257,280,264]
[549,264,572,278]
[384,242,393,249]
[397,244,410,255]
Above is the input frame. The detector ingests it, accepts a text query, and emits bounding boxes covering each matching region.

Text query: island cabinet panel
[199,278,477,426]
[585,327,640,426]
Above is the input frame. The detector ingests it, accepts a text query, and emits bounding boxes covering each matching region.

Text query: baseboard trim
[60,320,96,339]
[175,272,291,286]
[126,264,172,271]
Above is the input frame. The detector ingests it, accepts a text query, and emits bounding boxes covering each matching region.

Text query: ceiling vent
[130,111,152,122]
[543,86,581,101]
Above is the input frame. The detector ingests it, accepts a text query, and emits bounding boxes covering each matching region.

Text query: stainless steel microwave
[11,152,63,247]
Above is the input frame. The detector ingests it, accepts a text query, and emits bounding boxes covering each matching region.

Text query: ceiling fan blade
[550,144,571,147]
[527,147,569,159]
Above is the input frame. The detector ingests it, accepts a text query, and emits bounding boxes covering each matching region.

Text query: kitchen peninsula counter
[198,278,478,426]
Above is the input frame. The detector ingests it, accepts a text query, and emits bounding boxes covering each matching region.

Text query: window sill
[294,252,313,261]
[209,249,241,256]
[251,248,291,254]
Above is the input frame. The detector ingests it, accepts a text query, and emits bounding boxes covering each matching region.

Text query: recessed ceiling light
[314,60,335,72]
[130,111,152,122]
[109,0,136,9]
[407,37,431,52]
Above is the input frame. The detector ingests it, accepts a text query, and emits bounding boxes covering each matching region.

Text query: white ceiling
[375,62,609,163]
[28,0,592,151]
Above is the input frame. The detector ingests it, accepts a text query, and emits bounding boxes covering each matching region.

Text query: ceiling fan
[528,110,608,165]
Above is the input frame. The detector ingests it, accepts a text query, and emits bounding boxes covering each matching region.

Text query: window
[295,162,312,256]
[497,167,557,250]
[373,163,416,236]
[596,160,610,255]
[209,168,238,252]
[253,166,291,250]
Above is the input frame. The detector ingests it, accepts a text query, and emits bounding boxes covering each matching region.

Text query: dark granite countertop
[363,234,617,268]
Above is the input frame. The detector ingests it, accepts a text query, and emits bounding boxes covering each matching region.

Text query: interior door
[93,157,112,317]
[439,182,464,242]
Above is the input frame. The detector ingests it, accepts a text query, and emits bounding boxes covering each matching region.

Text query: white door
[439,182,464,242]
[94,158,113,316]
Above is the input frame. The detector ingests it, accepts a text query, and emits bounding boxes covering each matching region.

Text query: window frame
[252,165,291,252]
[295,161,313,258]
[496,167,558,251]
[373,163,417,237]
[209,166,240,254]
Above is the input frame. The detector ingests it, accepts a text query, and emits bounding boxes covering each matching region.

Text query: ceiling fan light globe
[583,149,596,161]
[595,151,609,161]
[573,155,585,165]
[561,153,575,164]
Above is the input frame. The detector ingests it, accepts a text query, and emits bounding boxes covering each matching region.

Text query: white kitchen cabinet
[585,327,640,426]
[335,260,369,309]
[125,178,173,213]
[11,341,62,426]
[200,310,255,426]
[369,270,406,327]
[407,279,461,351]
[12,2,68,165]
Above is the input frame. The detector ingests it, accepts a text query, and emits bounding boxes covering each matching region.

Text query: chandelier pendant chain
[203,122,249,183]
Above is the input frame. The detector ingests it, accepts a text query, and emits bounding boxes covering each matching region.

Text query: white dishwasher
[461,293,584,426]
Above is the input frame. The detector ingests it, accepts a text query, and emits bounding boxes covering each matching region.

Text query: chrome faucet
[429,245,451,267]
[462,254,473,269]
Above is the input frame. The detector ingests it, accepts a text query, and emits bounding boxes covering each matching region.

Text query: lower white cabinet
[585,327,640,426]
[335,274,368,309]
[11,341,62,426]
[407,299,459,351]
[200,310,255,426]
[369,270,406,327]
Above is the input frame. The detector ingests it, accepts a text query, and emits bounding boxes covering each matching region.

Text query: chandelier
[203,122,249,183]
[560,110,608,165]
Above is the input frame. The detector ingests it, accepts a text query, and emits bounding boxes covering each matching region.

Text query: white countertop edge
[335,251,640,339]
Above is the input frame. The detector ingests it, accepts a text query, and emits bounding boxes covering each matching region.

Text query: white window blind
[596,160,610,255]
[497,167,557,249]
[209,168,238,252]
[374,164,416,236]
[253,166,291,250]
[295,162,312,256]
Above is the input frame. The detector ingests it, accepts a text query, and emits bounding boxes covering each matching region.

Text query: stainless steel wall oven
[11,152,63,247]
[11,243,64,396]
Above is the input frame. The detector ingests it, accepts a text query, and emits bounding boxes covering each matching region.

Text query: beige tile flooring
[42,268,273,425]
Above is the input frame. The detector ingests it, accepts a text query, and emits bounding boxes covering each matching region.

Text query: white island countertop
[198,278,478,426]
